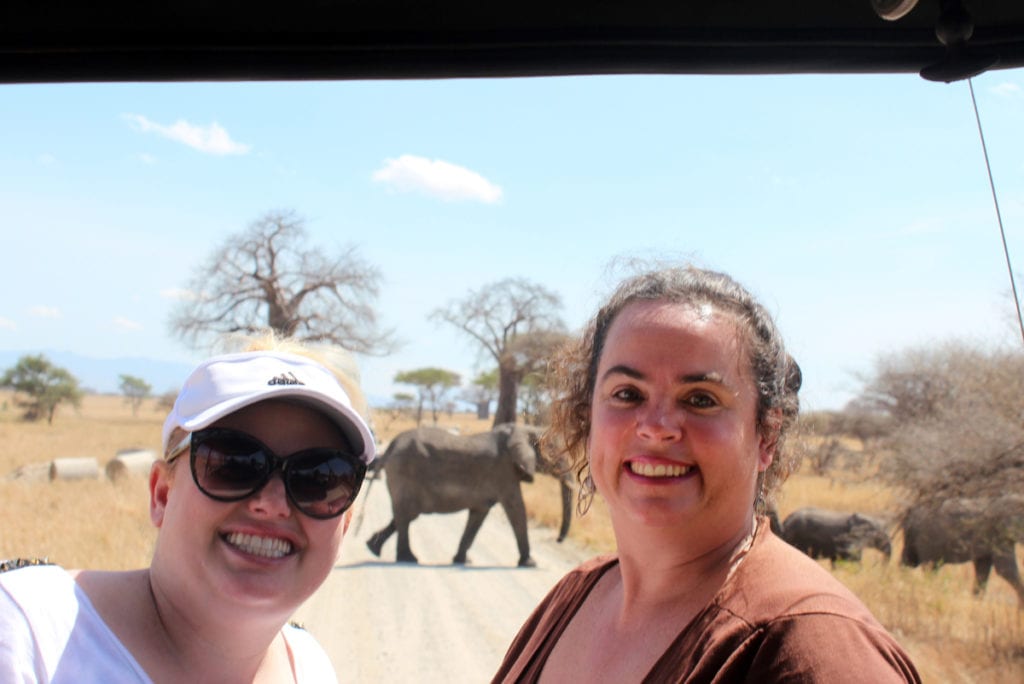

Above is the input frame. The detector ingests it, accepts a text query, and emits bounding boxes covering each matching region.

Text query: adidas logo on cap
[267,372,305,386]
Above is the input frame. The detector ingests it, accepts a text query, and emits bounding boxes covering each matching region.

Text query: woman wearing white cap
[0,336,375,683]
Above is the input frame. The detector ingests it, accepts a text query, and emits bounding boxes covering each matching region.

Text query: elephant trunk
[557,476,572,542]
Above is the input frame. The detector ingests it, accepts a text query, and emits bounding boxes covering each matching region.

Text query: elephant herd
[778,498,1024,607]
[359,423,1024,608]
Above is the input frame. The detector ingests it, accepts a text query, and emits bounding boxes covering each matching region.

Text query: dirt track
[293,473,593,683]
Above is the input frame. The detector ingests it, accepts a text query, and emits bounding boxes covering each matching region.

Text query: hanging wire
[968,78,1024,345]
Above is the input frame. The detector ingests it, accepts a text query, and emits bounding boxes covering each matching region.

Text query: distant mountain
[0,350,196,395]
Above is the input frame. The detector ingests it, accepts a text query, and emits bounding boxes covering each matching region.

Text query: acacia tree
[433,278,566,426]
[119,374,151,417]
[463,369,498,420]
[170,209,394,354]
[394,367,461,426]
[155,389,178,412]
[1,354,82,424]
[854,341,1024,505]
[373,392,417,433]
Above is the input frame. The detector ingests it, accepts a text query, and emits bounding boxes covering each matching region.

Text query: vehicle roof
[3,1,1024,84]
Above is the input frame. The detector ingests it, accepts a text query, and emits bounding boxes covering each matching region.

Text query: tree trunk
[476,400,490,420]
[493,362,519,427]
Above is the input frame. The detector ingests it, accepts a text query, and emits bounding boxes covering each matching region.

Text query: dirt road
[293,474,593,683]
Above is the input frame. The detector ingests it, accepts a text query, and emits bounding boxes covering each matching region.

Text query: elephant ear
[492,422,515,434]
[502,426,537,482]
[847,514,872,535]
[849,514,883,540]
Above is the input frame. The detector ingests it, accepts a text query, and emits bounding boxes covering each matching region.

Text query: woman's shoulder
[0,557,64,588]
[697,530,921,682]
[511,555,618,641]
[0,561,73,629]
[0,562,135,636]
[0,559,71,596]
[724,527,883,625]
[0,557,58,573]
[283,622,338,683]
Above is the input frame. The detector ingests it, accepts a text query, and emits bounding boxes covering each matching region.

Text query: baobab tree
[433,278,566,426]
[170,209,395,354]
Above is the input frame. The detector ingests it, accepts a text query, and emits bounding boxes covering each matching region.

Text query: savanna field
[1,392,1021,683]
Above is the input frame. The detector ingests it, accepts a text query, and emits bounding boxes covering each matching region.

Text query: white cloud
[372,154,503,203]
[0,317,17,331]
[37,153,57,166]
[29,306,61,319]
[124,114,251,155]
[160,287,200,301]
[113,317,143,331]
[138,153,157,164]
[991,82,1022,98]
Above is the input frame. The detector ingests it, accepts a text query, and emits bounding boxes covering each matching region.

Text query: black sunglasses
[167,427,367,519]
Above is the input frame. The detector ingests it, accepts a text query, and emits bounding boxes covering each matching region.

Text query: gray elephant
[508,423,573,542]
[766,505,782,535]
[781,507,892,565]
[365,424,571,567]
[900,496,1024,606]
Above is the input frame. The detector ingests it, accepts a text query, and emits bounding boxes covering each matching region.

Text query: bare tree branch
[169,209,396,355]
[432,278,565,425]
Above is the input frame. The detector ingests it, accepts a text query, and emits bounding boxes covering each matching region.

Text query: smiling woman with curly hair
[493,264,920,684]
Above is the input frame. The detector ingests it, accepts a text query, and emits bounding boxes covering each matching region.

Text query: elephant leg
[836,543,862,564]
[972,554,993,596]
[557,476,573,543]
[453,507,491,565]
[991,549,1024,608]
[900,538,919,568]
[394,515,419,564]
[365,521,396,557]
[500,489,535,568]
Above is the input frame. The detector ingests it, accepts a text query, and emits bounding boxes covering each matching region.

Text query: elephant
[900,496,1024,606]
[509,423,574,543]
[780,507,892,565]
[766,505,782,535]
[365,423,572,567]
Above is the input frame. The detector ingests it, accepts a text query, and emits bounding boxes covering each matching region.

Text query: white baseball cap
[161,350,376,464]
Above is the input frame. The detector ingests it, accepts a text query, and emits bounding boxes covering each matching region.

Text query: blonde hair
[232,331,371,420]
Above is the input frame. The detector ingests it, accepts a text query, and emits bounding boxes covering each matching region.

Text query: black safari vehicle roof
[3,1,1024,84]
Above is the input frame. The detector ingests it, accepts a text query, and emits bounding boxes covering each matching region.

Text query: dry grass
[0,391,162,569]
[1,478,156,569]
[4,393,1022,681]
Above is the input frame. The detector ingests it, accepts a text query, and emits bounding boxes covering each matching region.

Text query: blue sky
[2,70,1023,411]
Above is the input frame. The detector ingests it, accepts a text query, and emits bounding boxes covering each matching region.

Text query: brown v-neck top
[492,522,920,683]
